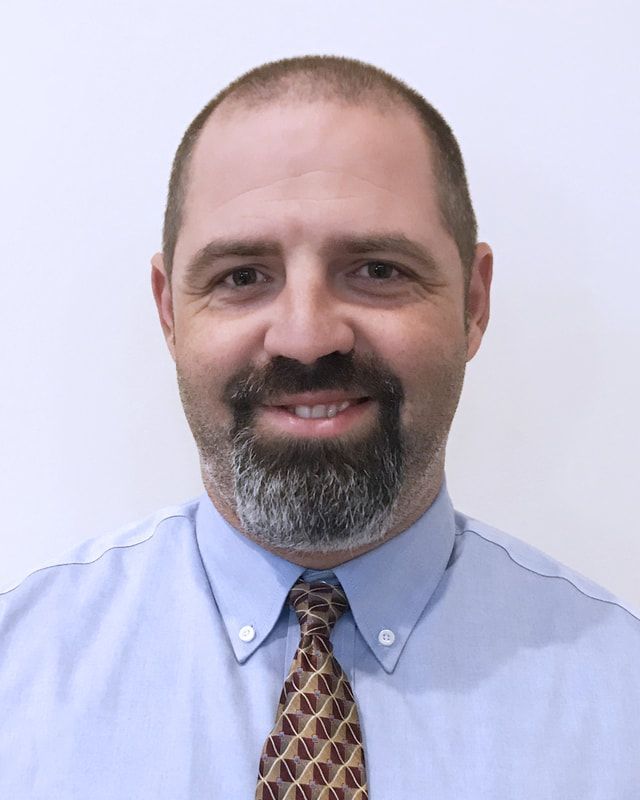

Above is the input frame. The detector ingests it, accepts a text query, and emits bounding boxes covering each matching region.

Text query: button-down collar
[195,479,456,673]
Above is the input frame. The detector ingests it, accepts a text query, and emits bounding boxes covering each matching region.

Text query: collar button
[239,624,256,642]
[378,628,395,646]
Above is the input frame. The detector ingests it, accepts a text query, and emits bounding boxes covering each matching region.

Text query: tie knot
[289,579,349,639]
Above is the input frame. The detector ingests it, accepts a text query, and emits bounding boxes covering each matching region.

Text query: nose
[262,263,356,365]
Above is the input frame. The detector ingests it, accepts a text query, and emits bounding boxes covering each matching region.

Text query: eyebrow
[341,234,439,271]
[182,232,441,284]
[184,239,280,283]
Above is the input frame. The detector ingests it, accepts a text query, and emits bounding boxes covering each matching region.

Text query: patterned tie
[255,579,369,800]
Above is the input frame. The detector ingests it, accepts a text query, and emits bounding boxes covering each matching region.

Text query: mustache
[223,351,404,410]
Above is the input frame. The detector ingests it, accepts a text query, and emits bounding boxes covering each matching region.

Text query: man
[1,55,638,798]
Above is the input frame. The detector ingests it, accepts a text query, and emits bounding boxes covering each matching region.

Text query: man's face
[152,98,491,558]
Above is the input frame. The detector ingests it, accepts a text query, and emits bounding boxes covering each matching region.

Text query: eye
[219,267,268,288]
[354,261,403,281]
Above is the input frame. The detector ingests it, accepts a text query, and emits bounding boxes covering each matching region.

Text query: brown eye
[221,267,266,288]
[231,268,256,286]
[357,261,402,280]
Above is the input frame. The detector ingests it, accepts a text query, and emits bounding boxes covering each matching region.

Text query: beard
[177,349,465,554]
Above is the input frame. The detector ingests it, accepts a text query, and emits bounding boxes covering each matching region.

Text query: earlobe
[151,252,177,361]
[465,243,493,362]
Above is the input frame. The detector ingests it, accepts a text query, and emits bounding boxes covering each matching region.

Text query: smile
[284,398,369,419]
[258,398,374,437]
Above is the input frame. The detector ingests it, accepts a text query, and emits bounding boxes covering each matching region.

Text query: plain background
[1,1,638,606]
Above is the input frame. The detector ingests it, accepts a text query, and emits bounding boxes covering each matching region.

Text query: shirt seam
[0,511,191,598]
[459,526,640,624]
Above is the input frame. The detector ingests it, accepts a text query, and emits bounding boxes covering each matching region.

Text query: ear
[465,242,493,362]
[151,252,176,361]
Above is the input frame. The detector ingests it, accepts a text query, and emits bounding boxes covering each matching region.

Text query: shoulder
[452,509,640,636]
[0,497,207,746]
[0,497,201,608]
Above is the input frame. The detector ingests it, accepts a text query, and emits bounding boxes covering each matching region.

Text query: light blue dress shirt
[1,480,639,798]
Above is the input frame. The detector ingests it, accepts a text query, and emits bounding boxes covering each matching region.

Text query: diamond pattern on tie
[255,580,369,800]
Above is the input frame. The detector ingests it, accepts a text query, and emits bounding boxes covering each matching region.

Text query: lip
[258,398,376,438]
[264,391,369,408]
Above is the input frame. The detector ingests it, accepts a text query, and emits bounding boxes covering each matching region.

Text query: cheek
[373,313,461,376]
[174,314,253,378]
[376,321,466,417]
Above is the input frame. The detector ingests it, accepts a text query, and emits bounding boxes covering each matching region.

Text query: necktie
[255,579,369,799]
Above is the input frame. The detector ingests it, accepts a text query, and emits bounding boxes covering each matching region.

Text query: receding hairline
[175,89,445,250]
[184,79,428,180]
[182,88,433,204]
[213,72,410,116]
[162,55,478,283]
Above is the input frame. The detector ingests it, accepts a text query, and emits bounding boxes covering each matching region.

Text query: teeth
[289,400,353,419]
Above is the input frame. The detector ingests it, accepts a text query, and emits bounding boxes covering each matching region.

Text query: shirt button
[239,625,256,642]
[378,628,395,646]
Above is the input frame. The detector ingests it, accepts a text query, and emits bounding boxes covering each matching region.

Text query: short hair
[162,55,478,288]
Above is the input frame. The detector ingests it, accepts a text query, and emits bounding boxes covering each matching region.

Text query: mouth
[258,396,375,438]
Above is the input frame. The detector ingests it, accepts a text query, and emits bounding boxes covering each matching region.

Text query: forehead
[174,98,453,269]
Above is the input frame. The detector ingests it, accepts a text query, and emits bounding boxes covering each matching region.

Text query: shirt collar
[195,479,456,673]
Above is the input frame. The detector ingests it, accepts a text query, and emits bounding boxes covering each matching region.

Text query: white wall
[1,1,638,606]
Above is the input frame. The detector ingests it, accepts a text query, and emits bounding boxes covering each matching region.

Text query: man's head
[152,55,492,566]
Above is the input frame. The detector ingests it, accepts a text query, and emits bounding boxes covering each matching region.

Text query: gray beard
[180,351,461,554]
[214,403,404,553]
